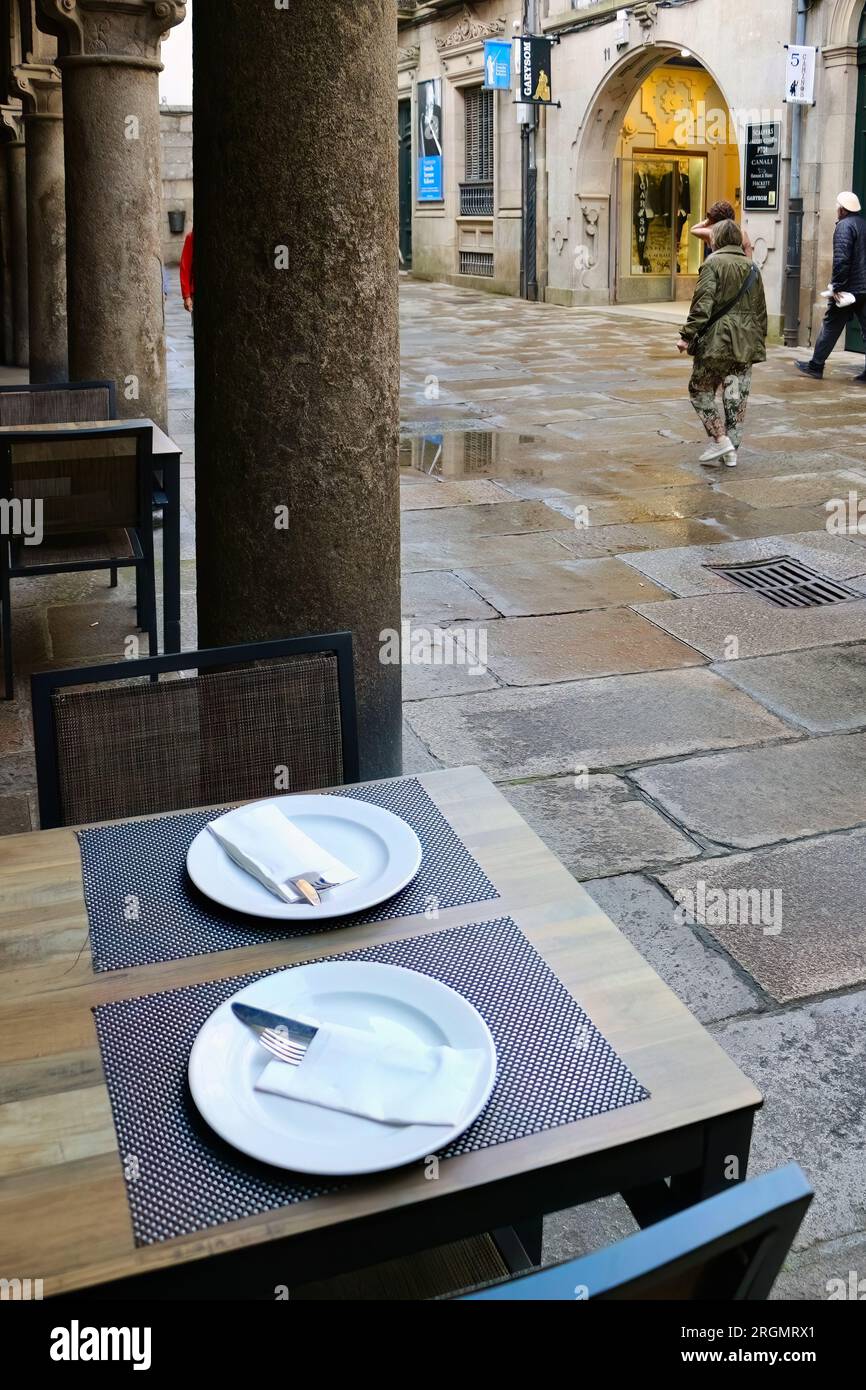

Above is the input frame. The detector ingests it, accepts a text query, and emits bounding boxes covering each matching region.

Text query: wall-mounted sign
[417,79,443,201]
[784,45,817,105]
[516,35,554,105]
[483,39,512,91]
[743,121,781,212]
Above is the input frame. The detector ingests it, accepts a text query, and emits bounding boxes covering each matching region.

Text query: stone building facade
[160,104,193,267]
[398,0,866,346]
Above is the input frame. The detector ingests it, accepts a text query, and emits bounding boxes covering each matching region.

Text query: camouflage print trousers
[688,357,752,448]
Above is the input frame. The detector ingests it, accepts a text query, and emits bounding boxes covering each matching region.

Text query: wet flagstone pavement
[3,277,866,1296]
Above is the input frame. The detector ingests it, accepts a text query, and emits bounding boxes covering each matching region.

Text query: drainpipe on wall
[783,0,809,346]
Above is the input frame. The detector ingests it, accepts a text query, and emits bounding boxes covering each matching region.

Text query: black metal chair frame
[1,424,158,702]
[31,633,360,830]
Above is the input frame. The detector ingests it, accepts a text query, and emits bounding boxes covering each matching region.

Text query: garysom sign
[515,35,557,106]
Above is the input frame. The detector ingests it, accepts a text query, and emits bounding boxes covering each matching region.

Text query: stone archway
[570,42,741,303]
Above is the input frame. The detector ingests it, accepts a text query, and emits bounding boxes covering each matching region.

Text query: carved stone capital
[40,0,186,67]
[13,60,63,117]
[398,45,420,71]
[0,103,25,142]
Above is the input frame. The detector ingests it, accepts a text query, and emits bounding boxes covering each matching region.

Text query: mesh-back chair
[1,424,157,700]
[31,635,359,829]
[0,380,117,426]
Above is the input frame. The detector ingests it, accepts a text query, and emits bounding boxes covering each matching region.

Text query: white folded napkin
[254,1021,486,1126]
[207,803,357,903]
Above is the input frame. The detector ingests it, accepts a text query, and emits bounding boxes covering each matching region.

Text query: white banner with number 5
[784,45,817,105]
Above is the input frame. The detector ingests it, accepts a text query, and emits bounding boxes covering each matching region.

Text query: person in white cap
[796,191,866,381]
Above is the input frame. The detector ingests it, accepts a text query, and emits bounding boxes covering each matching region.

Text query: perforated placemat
[93,916,649,1246]
[77,778,499,972]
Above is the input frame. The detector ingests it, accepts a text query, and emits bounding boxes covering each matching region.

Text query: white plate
[188,962,497,1175]
[186,795,423,920]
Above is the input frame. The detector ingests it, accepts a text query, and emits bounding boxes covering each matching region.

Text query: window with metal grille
[459,250,494,277]
[464,87,494,183]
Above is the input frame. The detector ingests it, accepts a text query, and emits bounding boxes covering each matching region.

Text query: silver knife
[231,1001,318,1045]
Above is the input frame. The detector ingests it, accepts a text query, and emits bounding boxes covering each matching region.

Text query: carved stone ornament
[41,0,187,64]
[632,2,658,29]
[398,45,421,70]
[13,61,63,118]
[435,5,506,53]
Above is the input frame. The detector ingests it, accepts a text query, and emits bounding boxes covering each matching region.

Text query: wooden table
[0,767,761,1297]
[0,417,183,655]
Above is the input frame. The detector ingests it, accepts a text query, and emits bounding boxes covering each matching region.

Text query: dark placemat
[78,777,499,972]
[94,915,649,1247]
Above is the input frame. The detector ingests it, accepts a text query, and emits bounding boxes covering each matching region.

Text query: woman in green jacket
[677,219,768,468]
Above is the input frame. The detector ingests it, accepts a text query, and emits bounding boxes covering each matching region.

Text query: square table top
[0,765,761,1294]
[0,418,181,457]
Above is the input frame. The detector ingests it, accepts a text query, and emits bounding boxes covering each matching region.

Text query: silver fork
[256,1024,311,1069]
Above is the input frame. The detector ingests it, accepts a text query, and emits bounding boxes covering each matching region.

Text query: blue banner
[483,40,512,91]
[418,155,443,201]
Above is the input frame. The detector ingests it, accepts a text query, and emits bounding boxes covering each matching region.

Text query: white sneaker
[722,451,737,467]
[699,436,735,463]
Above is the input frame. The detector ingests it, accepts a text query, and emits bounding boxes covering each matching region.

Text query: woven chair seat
[12,528,136,570]
[290,1234,509,1301]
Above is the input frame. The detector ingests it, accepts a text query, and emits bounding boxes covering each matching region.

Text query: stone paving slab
[712,644,866,734]
[584,873,762,1021]
[402,530,606,572]
[709,992,866,1247]
[656,822,866,1000]
[401,571,498,622]
[770,1232,866,1301]
[0,793,31,834]
[619,529,866,595]
[542,486,758,528]
[399,479,507,510]
[403,668,793,780]
[716,469,866,509]
[401,499,572,543]
[634,592,866,660]
[454,556,671,616]
[483,608,704,686]
[634,733,866,849]
[501,777,700,880]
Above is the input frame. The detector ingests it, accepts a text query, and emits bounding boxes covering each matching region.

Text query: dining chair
[0,379,117,425]
[31,634,360,829]
[456,1164,813,1300]
[1,424,158,702]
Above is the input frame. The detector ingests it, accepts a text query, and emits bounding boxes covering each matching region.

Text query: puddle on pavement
[400,429,593,481]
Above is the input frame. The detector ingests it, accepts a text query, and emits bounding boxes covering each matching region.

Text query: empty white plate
[188,961,497,1175]
[186,795,423,920]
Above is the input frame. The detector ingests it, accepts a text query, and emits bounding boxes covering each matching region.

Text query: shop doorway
[618,152,706,302]
[610,60,741,306]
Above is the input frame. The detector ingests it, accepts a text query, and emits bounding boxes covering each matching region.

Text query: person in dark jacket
[796,192,866,381]
[677,219,767,468]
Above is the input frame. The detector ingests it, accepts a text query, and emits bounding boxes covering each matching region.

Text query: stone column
[193,2,402,779]
[14,60,67,382]
[1,109,29,368]
[42,1,186,425]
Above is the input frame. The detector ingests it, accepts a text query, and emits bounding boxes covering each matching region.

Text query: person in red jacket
[180,229,194,312]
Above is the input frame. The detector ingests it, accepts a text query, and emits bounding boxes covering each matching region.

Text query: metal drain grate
[705,556,863,608]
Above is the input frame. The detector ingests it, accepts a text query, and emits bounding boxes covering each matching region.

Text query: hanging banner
[516,35,554,105]
[784,45,817,105]
[743,122,781,211]
[417,78,443,201]
[483,39,512,91]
